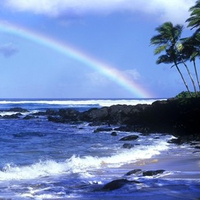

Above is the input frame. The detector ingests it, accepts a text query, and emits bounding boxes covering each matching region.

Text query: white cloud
[3,0,195,23]
[123,69,141,81]
[86,71,109,86]
[0,43,18,57]
[86,68,141,87]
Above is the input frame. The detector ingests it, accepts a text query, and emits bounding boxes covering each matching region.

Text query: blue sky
[0,0,197,98]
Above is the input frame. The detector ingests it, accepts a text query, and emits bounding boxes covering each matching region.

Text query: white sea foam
[0,111,29,116]
[0,111,18,116]
[0,99,164,107]
[0,140,169,181]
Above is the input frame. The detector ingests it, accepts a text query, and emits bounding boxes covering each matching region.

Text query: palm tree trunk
[181,58,197,95]
[174,62,192,97]
[193,59,200,92]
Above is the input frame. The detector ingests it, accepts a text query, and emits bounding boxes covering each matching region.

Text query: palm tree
[177,40,197,94]
[186,0,200,93]
[186,0,200,32]
[180,35,200,92]
[150,22,192,96]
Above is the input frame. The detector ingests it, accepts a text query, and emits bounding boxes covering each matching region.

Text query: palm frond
[150,35,168,45]
[190,51,199,61]
[187,0,200,29]
[156,55,173,65]
[154,45,168,55]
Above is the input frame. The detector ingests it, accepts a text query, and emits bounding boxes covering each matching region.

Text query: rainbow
[0,20,153,98]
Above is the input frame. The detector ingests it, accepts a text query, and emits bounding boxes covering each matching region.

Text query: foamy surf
[0,139,170,182]
[0,98,162,108]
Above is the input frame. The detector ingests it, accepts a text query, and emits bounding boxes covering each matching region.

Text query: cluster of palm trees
[150,0,200,97]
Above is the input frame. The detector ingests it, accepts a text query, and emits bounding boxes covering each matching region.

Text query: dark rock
[13,132,46,138]
[111,131,117,136]
[89,122,107,126]
[108,105,133,124]
[48,116,66,123]
[47,108,80,123]
[114,126,134,132]
[46,109,58,115]
[58,109,80,121]
[102,179,140,191]
[93,127,113,133]
[168,134,200,145]
[120,135,139,141]
[8,107,28,112]
[80,107,109,122]
[125,169,142,176]
[32,111,46,116]
[2,113,20,119]
[23,115,36,120]
[46,97,200,140]
[168,138,183,145]
[143,170,165,176]
[122,143,134,149]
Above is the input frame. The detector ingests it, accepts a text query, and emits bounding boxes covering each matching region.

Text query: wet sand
[122,151,200,179]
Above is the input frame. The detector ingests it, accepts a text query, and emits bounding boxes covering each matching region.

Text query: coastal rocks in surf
[100,169,166,191]
[0,107,28,113]
[111,131,118,136]
[46,104,150,126]
[142,170,165,176]
[125,169,165,177]
[102,179,140,191]
[47,108,80,123]
[23,115,36,120]
[0,107,28,119]
[93,127,113,133]
[82,97,200,137]
[100,169,166,192]
[122,143,134,149]
[8,107,28,112]
[80,104,148,125]
[119,135,139,141]
[168,134,200,145]
[1,113,21,119]
[125,169,143,176]
[46,97,200,139]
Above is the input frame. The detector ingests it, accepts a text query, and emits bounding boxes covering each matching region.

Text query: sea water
[0,99,199,199]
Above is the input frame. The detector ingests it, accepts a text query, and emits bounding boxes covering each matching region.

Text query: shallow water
[0,99,199,199]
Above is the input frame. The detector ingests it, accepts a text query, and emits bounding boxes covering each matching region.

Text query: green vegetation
[150,0,200,98]
[175,91,200,99]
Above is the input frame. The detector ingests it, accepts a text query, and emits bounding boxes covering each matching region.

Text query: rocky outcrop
[46,98,200,138]
[119,135,139,141]
[48,109,80,123]
[8,107,28,112]
[93,127,113,133]
[142,170,165,176]
[0,107,28,119]
[1,113,21,119]
[102,179,140,191]
[122,143,134,149]
[125,169,165,177]
[101,169,165,191]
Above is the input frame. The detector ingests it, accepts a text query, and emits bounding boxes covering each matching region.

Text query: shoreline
[121,153,200,180]
[46,97,200,142]
[0,97,200,143]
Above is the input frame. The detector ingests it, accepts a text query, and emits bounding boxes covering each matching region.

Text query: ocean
[0,99,199,199]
